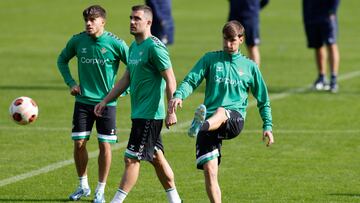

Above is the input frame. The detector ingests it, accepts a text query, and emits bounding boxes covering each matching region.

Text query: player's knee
[203,161,218,179]
[152,152,165,167]
[123,157,138,167]
[74,139,86,150]
[98,141,111,152]
[204,169,218,182]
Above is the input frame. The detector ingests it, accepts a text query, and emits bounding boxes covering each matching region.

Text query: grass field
[1,0,360,202]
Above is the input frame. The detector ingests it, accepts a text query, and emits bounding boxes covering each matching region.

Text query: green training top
[57,31,128,106]
[127,36,171,119]
[173,51,272,131]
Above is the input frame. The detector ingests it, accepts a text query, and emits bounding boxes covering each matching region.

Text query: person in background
[302,0,340,93]
[146,0,175,45]
[228,0,269,66]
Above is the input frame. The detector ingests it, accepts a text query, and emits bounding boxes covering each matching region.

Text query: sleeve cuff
[173,92,182,99]
[67,80,77,88]
[263,125,272,132]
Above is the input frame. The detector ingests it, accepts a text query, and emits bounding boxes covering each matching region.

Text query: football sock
[318,74,325,81]
[79,175,89,189]
[330,74,337,83]
[200,121,209,132]
[95,182,106,193]
[111,189,127,203]
[165,187,182,203]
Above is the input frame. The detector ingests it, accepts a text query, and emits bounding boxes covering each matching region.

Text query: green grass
[1,0,360,202]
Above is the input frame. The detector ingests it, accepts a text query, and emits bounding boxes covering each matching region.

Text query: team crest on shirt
[139,51,143,56]
[216,66,223,72]
[101,47,107,54]
[81,48,87,54]
[238,69,245,76]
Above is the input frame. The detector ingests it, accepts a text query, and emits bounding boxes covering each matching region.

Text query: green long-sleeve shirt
[173,50,272,131]
[57,31,128,106]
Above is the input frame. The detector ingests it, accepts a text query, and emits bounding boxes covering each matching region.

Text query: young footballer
[57,5,128,203]
[169,20,274,203]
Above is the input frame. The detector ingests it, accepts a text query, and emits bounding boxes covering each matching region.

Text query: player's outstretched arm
[263,131,274,147]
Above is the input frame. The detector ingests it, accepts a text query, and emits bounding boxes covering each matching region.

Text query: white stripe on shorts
[125,149,139,158]
[71,131,91,138]
[196,149,219,165]
[98,133,117,141]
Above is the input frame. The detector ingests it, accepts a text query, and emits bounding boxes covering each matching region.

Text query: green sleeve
[150,43,172,71]
[118,40,129,66]
[173,55,207,99]
[250,65,273,131]
[57,37,77,88]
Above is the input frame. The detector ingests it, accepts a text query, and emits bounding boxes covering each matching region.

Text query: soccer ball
[9,96,39,125]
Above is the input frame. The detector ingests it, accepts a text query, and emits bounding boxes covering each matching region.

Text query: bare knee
[152,151,170,171]
[74,140,87,151]
[123,157,139,167]
[204,167,217,179]
[98,142,111,154]
[203,160,218,181]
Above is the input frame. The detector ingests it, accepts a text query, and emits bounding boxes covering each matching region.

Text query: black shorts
[228,3,260,47]
[72,102,117,143]
[196,110,244,169]
[125,119,164,162]
[240,18,260,46]
[304,18,338,48]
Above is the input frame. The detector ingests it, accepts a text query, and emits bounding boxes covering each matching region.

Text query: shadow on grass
[0,198,92,202]
[328,193,360,197]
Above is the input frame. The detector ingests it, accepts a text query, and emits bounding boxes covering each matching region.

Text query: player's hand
[165,112,177,129]
[263,130,274,147]
[168,98,182,114]
[94,101,106,117]
[70,85,81,96]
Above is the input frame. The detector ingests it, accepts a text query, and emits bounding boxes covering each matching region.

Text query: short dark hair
[131,5,153,20]
[83,5,106,20]
[223,20,245,39]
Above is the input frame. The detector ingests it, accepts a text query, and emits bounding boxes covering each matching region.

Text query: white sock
[79,176,89,189]
[166,188,182,203]
[111,189,128,203]
[95,182,106,193]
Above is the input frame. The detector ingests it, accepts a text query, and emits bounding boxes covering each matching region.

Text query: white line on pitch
[1,70,359,187]
[163,129,360,134]
[0,142,128,187]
